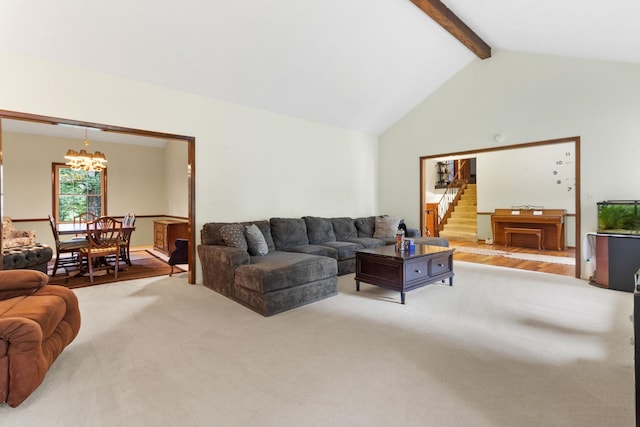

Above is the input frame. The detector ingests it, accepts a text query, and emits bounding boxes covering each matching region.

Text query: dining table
[57,223,135,235]
[57,222,137,268]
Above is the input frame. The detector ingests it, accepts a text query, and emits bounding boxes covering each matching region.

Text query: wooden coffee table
[355,244,454,304]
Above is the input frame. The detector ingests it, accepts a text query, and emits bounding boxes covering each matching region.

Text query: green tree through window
[54,164,105,222]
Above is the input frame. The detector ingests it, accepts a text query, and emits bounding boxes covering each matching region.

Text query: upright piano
[491,208,566,250]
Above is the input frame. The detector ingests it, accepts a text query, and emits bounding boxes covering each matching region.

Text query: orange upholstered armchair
[0,270,81,407]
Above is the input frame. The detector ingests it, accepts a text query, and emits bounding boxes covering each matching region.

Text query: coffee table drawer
[405,259,430,283]
[430,254,451,276]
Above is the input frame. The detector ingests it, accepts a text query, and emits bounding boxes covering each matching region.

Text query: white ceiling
[1,0,639,136]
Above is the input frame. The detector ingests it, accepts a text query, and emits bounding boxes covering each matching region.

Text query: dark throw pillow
[219,223,248,251]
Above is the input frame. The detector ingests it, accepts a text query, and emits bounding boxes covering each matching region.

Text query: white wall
[206,101,378,220]
[475,142,576,212]
[163,139,189,217]
[475,142,576,245]
[380,50,640,277]
[0,52,379,281]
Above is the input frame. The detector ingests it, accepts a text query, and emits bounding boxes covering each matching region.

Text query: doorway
[420,136,581,278]
[0,110,197,284]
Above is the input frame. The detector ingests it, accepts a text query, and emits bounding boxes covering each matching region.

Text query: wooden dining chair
[78,216,122,282]
[72,212,96,240]
[118,216,136,266]
[48,215,89,276]
[73,212,96,225]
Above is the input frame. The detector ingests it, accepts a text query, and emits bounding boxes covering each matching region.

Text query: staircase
[439,184,477,242]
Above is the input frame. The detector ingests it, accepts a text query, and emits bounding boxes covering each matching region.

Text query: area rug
[452,245,576,265]
[48,250,182,289]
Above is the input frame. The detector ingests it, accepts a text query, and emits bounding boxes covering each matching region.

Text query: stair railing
[436,160,469,233]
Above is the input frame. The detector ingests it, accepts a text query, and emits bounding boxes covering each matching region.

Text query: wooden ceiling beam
[410,0,491,59]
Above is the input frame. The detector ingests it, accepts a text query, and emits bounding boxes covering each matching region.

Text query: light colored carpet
[0,262,633,426]
[452,245,576,265]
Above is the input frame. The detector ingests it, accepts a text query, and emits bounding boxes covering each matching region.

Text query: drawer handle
[415,269,421,273]
[437,263,444,267]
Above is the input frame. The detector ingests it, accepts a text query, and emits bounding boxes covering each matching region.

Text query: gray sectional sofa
[197,216,448,316]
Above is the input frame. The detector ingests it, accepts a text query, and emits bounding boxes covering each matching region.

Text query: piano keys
[491,208,566,251]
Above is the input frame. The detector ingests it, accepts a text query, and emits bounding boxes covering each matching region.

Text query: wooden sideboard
[153,220,189,256]
[491,208,566,250]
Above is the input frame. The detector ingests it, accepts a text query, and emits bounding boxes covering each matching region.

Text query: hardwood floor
[448,239,577,277]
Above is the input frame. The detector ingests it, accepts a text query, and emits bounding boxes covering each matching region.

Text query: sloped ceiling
[1,0,639,136]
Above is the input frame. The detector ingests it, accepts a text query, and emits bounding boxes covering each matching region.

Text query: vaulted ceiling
[1,0,639,135]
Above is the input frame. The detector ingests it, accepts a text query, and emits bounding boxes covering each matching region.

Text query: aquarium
[597,200,640,235]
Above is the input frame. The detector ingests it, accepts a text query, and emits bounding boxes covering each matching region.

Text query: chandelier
[64,128,107,172]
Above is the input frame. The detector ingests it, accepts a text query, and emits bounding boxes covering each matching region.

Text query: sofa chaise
[198,215,448,316]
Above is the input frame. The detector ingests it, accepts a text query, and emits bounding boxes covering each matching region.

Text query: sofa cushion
[0,269,48,300]
[3,237,36,249]
[317,241,364,261]
[378,237,397,245]
[373,215,401,238]
[355,216,375,238]
[0,293,66,341]
[244,224,269,256]
[331,217,358,240]
[303,216,336,244]
[270,218,309,250]
[233,276,337,317]
[201,222,229,246]
[414,237,450,247]
[345,237,385,249]
[285,244,337,259]
[235,252,337,293]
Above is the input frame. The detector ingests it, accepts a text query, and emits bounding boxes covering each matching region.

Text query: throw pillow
[244,224,269,256]
[220,223,248,251]
[245,220,276,252]
[373,215,401,238]
[2,217,13,240]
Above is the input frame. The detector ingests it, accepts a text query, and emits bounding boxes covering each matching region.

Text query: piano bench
[504,227,543,250]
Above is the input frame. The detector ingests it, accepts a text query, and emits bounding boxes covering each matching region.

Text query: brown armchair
[0,270,81,407]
